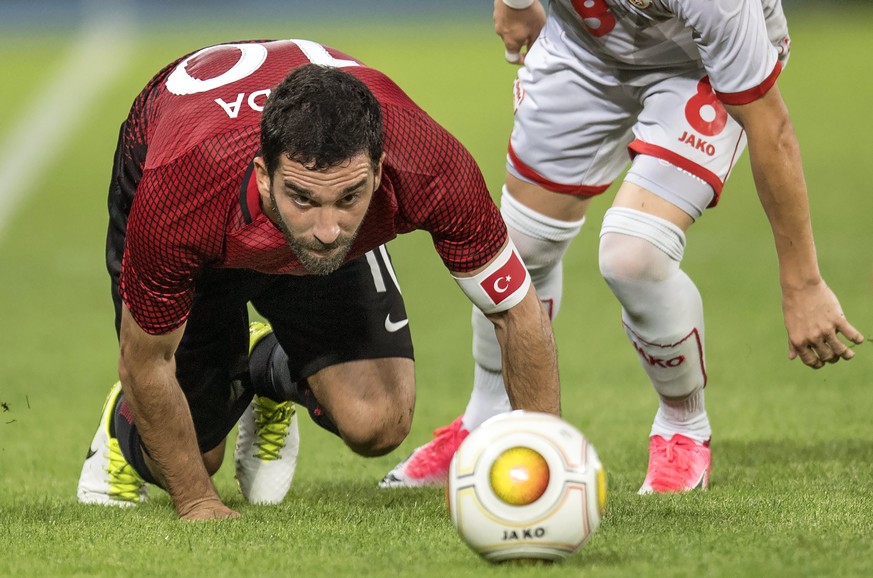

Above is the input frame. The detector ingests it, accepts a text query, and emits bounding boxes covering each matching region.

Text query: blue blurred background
[0,0,864,31]
[3,0,482,30]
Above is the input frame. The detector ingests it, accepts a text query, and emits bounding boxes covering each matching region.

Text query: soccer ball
[447,410,606,563]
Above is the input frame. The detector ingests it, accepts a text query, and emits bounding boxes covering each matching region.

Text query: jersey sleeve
[382,104,507,273]
[667,0,781,104]
[120,146,229,335]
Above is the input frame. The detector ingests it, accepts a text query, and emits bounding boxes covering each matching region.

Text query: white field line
[0,7,136,238]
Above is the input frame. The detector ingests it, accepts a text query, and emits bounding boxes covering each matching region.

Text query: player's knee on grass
[336,402,411,457]
[308,358,414,455]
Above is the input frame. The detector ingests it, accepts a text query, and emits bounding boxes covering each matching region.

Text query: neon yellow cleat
[77,382,148,506]
[235,322,300,505]
[248,321,275,355]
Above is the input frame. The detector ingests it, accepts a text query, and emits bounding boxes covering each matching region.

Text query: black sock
[249,333,290,400]
[112,395,159,486]
[249,334,340,437]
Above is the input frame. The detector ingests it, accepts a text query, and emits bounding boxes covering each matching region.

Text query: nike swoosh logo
[384,314,409,333]
[85,447,97,460]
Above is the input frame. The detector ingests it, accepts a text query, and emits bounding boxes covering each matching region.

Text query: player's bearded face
[263,153,380,276]
[272,197,360,275]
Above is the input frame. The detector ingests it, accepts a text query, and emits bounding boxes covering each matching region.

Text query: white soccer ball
[447,410,606,563]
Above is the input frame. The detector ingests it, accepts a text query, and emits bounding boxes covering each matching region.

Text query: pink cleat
[639,434,711,494]
[379,416,470,488]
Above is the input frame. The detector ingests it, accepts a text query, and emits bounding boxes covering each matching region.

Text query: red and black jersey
[119,39,506,335]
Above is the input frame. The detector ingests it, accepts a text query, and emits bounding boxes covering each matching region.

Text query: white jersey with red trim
[550,0,789,100]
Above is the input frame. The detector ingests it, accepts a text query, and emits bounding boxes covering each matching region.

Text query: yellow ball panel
[489,447,550,506]
[596,466,608,515]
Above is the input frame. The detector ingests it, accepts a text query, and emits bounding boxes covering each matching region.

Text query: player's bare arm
[725,86,864,368]
[118,305,239,520]
[487,285,560,414]
[493,0,546,65]
[453,243,560,415]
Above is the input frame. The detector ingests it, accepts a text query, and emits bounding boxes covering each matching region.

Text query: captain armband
[502,0,536,8]
[452,241,531,315]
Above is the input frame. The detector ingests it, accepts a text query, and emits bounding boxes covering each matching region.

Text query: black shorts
[106,124,414,453]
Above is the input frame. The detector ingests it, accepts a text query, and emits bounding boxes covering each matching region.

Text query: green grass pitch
[1,7,872,577]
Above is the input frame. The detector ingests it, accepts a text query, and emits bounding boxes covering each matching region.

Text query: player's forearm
[488,286,560,415]
[117,308,221,517]
[727,90,822,290]
[752,138,823,291]
[118,356,220,516]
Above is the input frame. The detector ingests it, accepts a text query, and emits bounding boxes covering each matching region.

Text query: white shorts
[508,16,748,219]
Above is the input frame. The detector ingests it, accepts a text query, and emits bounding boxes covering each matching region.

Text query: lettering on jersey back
[165,39,361,119]
[166,44,268,96]
[215,89,272,119]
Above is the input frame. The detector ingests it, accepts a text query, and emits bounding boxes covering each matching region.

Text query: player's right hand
[782,281,865,369]
[493,0,546,65]
[177,497,241,521]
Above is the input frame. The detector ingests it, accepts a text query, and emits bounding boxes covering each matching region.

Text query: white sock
[462,364,511,431]
[651,389,711,443]
[600,208,711,442]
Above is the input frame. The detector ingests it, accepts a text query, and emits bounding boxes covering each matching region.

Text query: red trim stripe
[628,139,724,199]
[725,132,745,187]
[507,143,611,197]
[246,166,261,219]
[716,61,782,106]
[623,324,708,388]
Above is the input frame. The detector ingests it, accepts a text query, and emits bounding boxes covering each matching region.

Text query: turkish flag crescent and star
[480,250,527,306]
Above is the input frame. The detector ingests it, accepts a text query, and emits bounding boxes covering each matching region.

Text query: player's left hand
[493,0,546,65]
[782,280,865,368]
[177,497,240,521]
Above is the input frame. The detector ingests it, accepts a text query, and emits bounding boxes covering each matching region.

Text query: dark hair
[260,64,383,176]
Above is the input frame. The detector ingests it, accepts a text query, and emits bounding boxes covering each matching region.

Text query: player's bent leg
[236,321,300,505]
[380,182,587,489]
[308,356,415,457]
[200,442,227,476]
[77,382,148,507]
[599,203,711,493]
[249,323,414,457]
